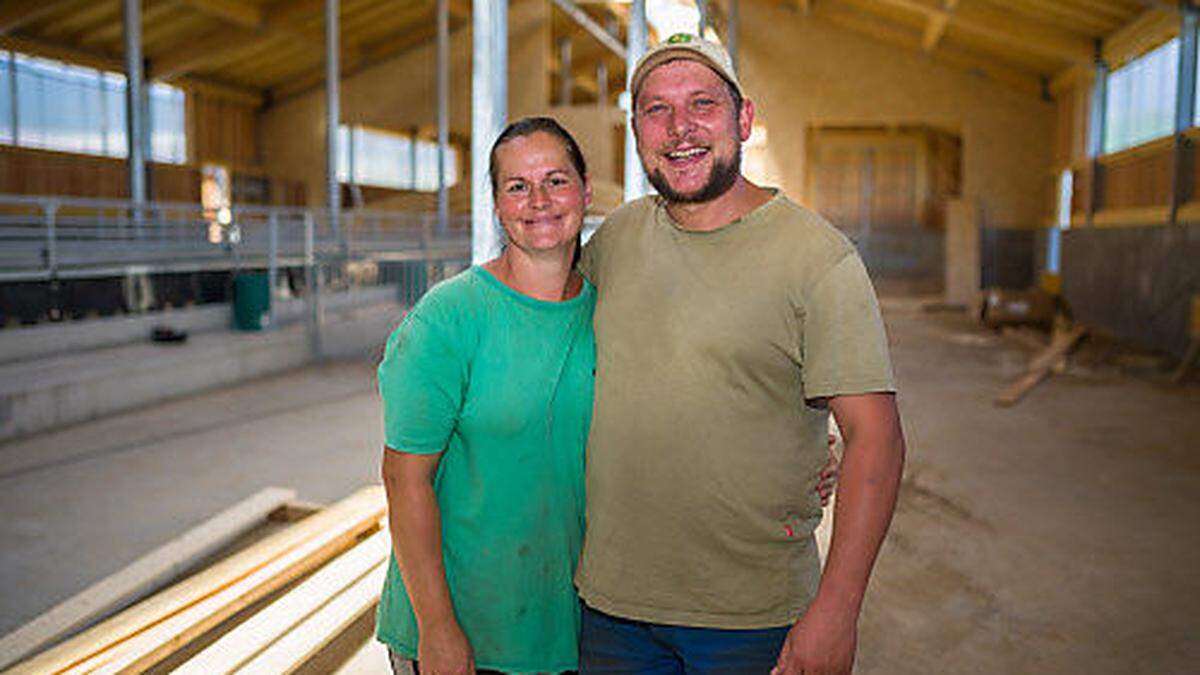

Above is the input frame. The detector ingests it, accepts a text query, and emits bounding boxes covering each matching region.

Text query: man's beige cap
[630,33,744,102]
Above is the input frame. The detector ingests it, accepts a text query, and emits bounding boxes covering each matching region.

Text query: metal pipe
[325,0,341,244]
[1085,48,1107,227]
[9,51,19,143]
[550,0,626,59]
[624,0,647,202]
[696,0,707,36]
[559,38,573,105]
[728,0,738,70]
[436,0,449,236]
[1170,5,1198,224]
[267,210,278,329]
[471,0,507,263]
[596,60,608,107]
[122,0,146,222]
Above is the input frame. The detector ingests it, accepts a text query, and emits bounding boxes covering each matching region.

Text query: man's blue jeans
[579,605,792,674]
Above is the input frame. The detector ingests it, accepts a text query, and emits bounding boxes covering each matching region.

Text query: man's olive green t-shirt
[575,192,895,629]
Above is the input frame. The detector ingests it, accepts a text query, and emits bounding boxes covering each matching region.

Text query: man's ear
[739,98,755,143]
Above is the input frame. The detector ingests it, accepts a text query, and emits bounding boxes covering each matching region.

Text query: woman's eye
[549,177,569,187]
[507,183,528,193]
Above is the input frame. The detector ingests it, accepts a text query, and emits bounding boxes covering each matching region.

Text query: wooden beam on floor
[6,486,385,675]
[172,528,388,674]
[995,324,1087,407]
[0,487,297,671]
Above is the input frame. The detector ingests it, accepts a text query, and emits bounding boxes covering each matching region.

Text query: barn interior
[0,0,1197,673]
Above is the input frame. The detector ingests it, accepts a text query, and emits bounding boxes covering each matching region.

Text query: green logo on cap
[666,33,694,44]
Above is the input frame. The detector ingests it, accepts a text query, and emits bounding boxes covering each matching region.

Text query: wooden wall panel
[1100,143,1172,210]
[189,91,260,169]
[0,146,198,201]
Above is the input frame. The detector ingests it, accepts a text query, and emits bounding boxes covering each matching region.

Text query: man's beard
[645,144,741,204]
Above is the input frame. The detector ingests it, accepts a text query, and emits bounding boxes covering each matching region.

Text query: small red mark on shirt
[784,524,795,537]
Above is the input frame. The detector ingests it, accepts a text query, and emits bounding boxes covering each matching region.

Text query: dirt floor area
[0,297,1197,673]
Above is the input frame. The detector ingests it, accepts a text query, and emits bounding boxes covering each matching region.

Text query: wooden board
[0,487,295,671]
[995,325,1086,407]
[236,563,388,675]
[172,528,389,674]
[7,486,385,675]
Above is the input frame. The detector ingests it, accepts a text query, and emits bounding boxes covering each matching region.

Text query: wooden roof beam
[0,33,264,104]
[178,0,264,29]
[921,0,957,52]
[148,0,326,80]
[874,0,1094,64]
[0,0,81,34]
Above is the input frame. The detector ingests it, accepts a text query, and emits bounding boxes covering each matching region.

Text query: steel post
[436,0,450,236]
[267,210,279,329]
[1171,5,1199,224]
[122,0,146,232]
[471,0,507,263]
[325,0,342,247]
[728,0,739,70]
[624,0,648,202]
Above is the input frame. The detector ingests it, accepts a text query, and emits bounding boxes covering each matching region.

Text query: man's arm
[382,449,476,675]
[773,392,905,675]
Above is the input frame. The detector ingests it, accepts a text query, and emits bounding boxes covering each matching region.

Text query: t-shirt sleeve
[377,312,468,454]
[801,252,896,399]
[577,223,603,286]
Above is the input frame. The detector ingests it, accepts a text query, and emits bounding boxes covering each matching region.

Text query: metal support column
[325,0,342,248]
[122,0,146,228]
[1171,4,1199,224]
[624,0,647,202]
[436,0,449,236]
[471,0,507,263]
[1085,46,1108,227]
[559,38,573,105]
[696,0,708,36]
[267,210,278,329]
[596,61,608,107]
[728,0,739,70]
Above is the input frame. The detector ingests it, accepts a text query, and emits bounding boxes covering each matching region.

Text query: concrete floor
[1,298,1197,673]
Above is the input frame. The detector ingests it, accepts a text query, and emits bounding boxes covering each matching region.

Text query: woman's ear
[584,178,593,209]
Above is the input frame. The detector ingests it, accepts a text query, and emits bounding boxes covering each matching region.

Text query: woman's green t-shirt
[375,266,595,673]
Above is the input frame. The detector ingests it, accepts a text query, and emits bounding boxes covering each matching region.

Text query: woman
[376,117,595,674]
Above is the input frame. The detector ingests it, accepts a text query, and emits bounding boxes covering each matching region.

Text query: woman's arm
[382,448,475,675]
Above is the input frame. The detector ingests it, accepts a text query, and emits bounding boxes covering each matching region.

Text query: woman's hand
[417,619,476,675]
[816,434,841,507]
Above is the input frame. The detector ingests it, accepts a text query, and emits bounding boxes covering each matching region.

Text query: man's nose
[668,109,695,138]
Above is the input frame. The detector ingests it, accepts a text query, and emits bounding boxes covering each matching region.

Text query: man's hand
[770,600,858,675]
[816,434,840,507]
[417,620,475,675]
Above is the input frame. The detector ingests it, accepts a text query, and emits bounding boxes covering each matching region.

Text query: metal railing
[0,194,472,283]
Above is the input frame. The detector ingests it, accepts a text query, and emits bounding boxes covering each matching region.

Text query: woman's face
[493,131,591,256]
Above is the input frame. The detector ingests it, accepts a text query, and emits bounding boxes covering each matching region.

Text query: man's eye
[695,98,716,108]
[549,176,570,187]
[506,183,528,193]
[644,104,667,115]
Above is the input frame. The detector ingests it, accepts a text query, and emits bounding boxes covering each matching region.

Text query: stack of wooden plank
[2,486,388,675]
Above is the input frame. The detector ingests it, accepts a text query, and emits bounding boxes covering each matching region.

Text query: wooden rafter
[78,1,182,47]
[0,32,264,104]
[178,0,264,29]
[269,10,469,102]
[921,0,957,52]
[871,0,1094,65]
[148,0,328,79]
[0,0,83,34]
[817,2,1046,97]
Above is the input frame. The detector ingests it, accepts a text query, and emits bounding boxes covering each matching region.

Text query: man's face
[633,59,752,204]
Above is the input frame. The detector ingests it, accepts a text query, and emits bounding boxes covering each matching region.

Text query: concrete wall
[1062,224,1200,358]
[739,3,1057,230]
[259,0,552,209]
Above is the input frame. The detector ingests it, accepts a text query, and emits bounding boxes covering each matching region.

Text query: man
[576,34,906,674]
